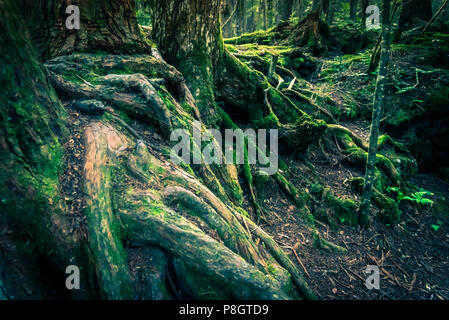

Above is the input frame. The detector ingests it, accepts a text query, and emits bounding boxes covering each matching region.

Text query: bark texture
[22,0,150,59]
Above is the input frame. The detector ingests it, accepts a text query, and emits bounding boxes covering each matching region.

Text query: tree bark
[21,0,150,60]
[237,0,247,34]
[360,0,369,27]
[151,0,223,125]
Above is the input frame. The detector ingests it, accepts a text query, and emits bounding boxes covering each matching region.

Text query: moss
[253,112,280,129]
[373,189,401,224]
[323,190,358,226]
[224,29,277,45]
[274,173,314,225]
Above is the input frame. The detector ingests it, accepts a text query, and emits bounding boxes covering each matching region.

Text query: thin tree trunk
[350,0,358,21]
[295,0,305,20]
[152,0,223,125]
[423,0,449,33]
[359,0,392,223]
[360,0,369,28]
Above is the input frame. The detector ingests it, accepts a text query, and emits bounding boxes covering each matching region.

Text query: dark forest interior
[0,0,448,301]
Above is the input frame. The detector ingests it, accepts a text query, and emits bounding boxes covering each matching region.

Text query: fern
[387,187,434,207]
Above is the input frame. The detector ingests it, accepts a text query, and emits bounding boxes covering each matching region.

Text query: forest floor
[254,159,449,300]
[230,33,449,299]
[49,27,449,300]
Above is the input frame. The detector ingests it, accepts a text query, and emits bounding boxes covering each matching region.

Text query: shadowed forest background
[0,0,448,300]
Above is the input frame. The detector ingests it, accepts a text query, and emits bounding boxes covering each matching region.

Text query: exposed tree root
[46,54,243,206]
[82,119,315,299]
[327,125,407,187]
[43,52,319,299]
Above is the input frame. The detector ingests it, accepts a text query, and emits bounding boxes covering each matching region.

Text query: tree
[295,0,305,20]
[350,0,358,21]
[1,0,317,300]
[359,0,392,223]
[278,0,295,22]
[151,0,224,125]
[237,0,248,34]
[21,0,150,59]
[360,0,369,28]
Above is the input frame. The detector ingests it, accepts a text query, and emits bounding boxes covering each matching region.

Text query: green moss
[253,112,280,129]
[324,190,358,226]
[224,29,277,45]
[373,189,401,224]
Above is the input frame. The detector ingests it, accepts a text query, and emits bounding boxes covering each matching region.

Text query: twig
[423,0,449,33]
[291,247,311,279]
[222,3,238,29]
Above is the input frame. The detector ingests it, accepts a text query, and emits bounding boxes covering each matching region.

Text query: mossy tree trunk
[22,0,150,59]
[278,0,294,22]
[360,0,369,28]
[0,0,92,299]
[151,0,224,125]
[1,0,317,300]
[359,0,392,224]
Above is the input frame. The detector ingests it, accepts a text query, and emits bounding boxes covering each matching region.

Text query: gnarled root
[82,119,316,300]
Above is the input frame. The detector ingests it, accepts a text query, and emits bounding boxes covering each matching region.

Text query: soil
[253,151,449,300]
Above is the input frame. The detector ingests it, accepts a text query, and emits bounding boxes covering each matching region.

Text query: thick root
[81,119,315,300]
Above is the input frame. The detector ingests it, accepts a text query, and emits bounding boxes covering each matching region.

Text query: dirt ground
[256,159,449,300]
[59,107,449,300]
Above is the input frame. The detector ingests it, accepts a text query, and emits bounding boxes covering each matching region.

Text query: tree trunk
[321,0,330,22]
[359,0,392,223]
[295,0,305,20]
[360,0,369,28]
[0,0,91,299]
[264,0,269,28]
[151,0,223,125]
[22,0,150,60]
[278,0,295,22]
[238,0,247,34]
[350,0,358,21]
